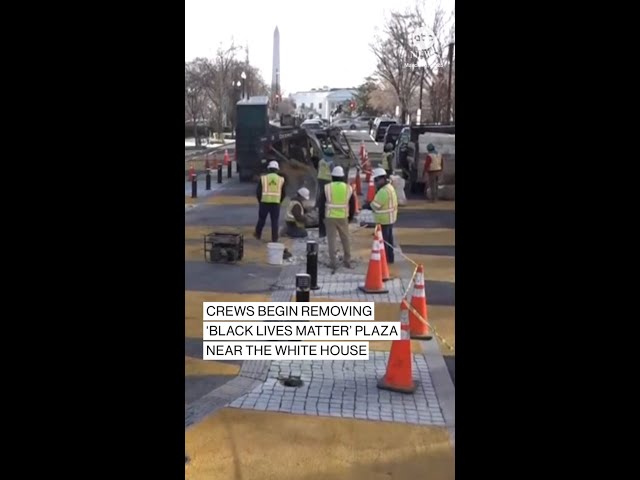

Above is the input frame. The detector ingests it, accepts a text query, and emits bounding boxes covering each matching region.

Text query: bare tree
[413,1,455,122]
[186,43,270,141]
[185,60,208,145]
[370,2,454,123]
[201,43,239,139]
[370,11,423,120]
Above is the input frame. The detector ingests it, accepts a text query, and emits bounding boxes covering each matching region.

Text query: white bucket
[267,242,285,265]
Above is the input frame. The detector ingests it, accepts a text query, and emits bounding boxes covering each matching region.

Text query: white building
[289,88,356,121]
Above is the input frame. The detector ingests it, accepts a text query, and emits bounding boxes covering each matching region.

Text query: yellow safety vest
[317,158,332,181]
[285,199,305,228]
[260,173,284,204]
[428,153,443,171]
[382,152,392,170]
[325,182,352,219]
[371,184,398,225]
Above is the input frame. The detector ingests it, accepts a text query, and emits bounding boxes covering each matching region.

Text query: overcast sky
[185,0,454,94]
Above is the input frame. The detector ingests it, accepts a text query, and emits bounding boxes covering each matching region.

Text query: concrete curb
[421,339,455,447]
[397,245,455,448]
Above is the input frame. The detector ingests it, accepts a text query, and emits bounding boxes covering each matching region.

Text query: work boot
[343,261,354,269]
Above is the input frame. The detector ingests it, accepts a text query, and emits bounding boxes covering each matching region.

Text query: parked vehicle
[331,118,358,130]
[371,118,397,142]
[382,123,407,149]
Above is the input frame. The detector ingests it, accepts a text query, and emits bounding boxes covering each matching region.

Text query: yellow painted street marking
[394,228,455,246]
[185,408,454,480]
[185,356,241,377]
[399,200,455,211]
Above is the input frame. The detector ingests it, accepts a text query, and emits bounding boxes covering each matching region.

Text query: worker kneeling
[284,187,311,238]
[368,168,398,264]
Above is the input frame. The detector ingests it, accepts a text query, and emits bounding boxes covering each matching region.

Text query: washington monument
[271,26,280,103]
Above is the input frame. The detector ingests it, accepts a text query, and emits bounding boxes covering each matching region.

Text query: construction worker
[369,168,398,264]
[422,143,443,202]
[382,142,394,177]
[254,160,287,242]
[284,187,311,238]
[317,145,335,238]
[317,166,356,273]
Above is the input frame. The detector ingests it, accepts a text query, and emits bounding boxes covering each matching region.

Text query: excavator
[235,96,360,206]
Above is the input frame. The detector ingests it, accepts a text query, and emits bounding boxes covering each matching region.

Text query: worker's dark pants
[317,180,330,237]
[255,202,280,242]
[380,224,395,264]
[286,222,308,238]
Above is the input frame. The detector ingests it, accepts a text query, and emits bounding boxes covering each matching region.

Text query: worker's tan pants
[325,217,351,268]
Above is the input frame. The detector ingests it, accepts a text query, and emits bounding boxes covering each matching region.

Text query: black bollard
[227,161,232,179]
[205,170,211,190]
[295,273,311,302]
[217,164,222,184]
[191,175,197,198]
[306,241,320,290]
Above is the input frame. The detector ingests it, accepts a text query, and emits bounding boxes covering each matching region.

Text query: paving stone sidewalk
[227,352,445,426]
[187,211,454,434]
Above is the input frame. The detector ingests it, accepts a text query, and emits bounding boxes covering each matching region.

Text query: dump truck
[235,96,358,203]
[395,124,455,194]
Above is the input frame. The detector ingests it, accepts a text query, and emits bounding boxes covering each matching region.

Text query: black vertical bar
[295,273,311,302]
[217,164,223,184]
[446,43,455,125]
[306,241,319,290]
[191,177,197,198]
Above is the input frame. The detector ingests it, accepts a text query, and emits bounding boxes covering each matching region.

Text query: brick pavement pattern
[226,352,445,426]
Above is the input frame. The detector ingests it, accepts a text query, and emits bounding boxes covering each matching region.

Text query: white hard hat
[297,187,310,200]
[372,168,387,179]
[267,161,279,170]
[331,166,345,177]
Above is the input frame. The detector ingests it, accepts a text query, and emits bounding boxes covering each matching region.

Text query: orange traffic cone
[358,236,388,294]
[355,169,362,196]
[377,299,416,393]
[366,177,376,203]
[409,264,432,340]
[375,225,391,282]
[223,149,230,166]
[189,164,195,181]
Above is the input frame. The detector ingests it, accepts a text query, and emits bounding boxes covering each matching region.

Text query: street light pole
[241,71,247,100]
[446,42,455,125]
[418,67,424,124]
